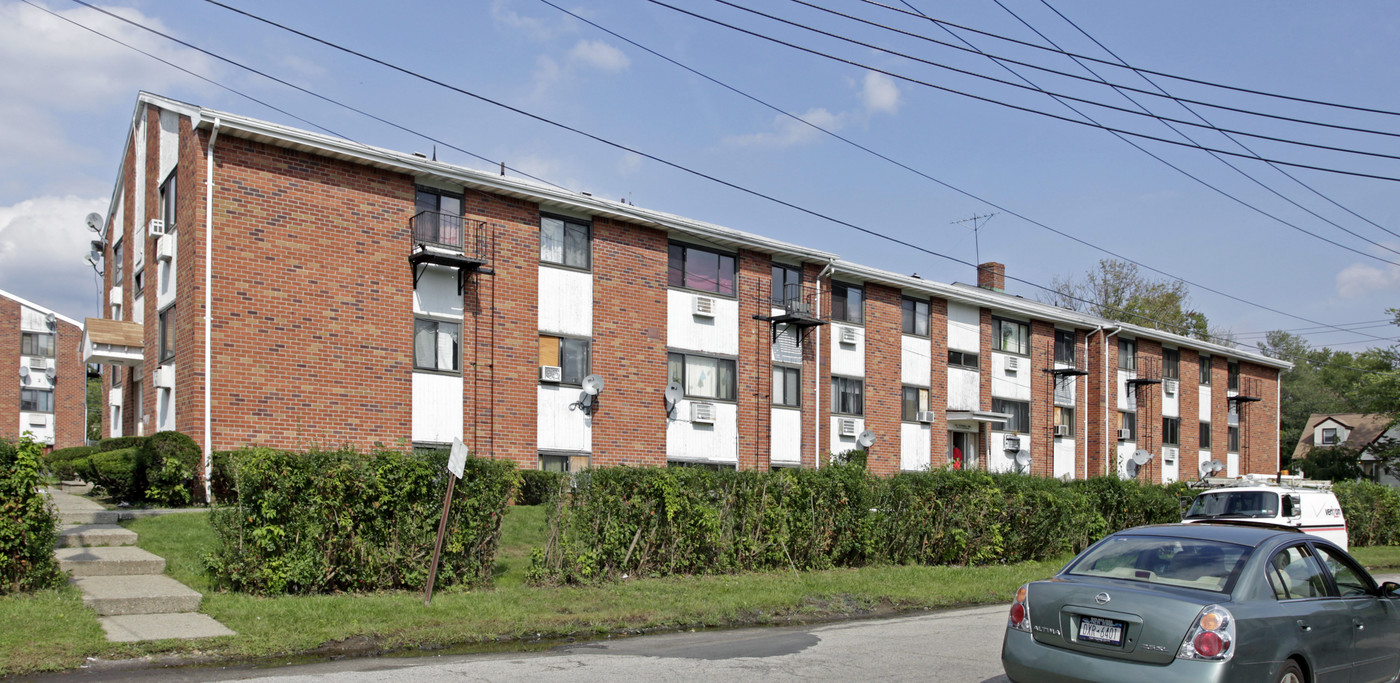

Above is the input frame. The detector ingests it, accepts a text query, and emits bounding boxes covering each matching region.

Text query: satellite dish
[19,366,29,379]
[1014,450,1031,468]
[1132,449,1153,466]
[1125,459,1140,478]
[1199,461,1214,477]
[581,374,605,396]
[1209,459,1223,471]
[85,212,104,233]
[45,366,56,381]
[856,430,876,448]
[664,382,683,405]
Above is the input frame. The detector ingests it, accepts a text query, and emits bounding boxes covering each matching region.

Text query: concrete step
[61,509,120,525]
[72,575,203,616]
[57,546,166,577]
[56,524,138,548]
[98,613,236,643]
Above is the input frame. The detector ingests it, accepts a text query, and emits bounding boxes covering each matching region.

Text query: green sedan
[1001,523,1400,683]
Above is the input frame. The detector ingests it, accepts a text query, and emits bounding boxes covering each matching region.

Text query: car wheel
[1274,660,1305,683]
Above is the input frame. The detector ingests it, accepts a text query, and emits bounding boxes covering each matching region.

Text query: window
[1314,545,1374,597]
[539,335,590,385]
[1228,402,1239,426]
[830,376,864,415]
[901,386,930,422]
[901,297,929,336]
[1119,411,1136,440]
[112,365,122,387]
[542,214,591,269]
[414,187,464,247]
[1054,406,1074,436]
[1054,330,1075,364]
[993,398,1029,433]
[1118,339,1136,371]
[413,318,460,372]
[1199,355,1212,384]
[668,243,733,294]
[1320,428,1338,445]
[773,366,800,407]
[1070,536,1249,594]
[669,352,736,401]
[1200,422,1212,449]
[1163,349,1180,380]
[1228,426,1240,453]
[540,454,570,473]
[1266,545,1328,600]
[133,270,145,296]
[771,264,801,306]
[1228,361,1240,391]
[20,388,53,413]
[1163,417,1180,446]
[159,171,177,232]
[831,281,863,324]
[158,305,176,362]
[21,332,54,358]
[948,350,979,369]
[994,318,1029,355]
[112,239,124,286]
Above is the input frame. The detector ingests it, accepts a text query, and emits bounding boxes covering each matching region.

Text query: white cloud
[725,108,848,148]
[0,195,108,318]
[1336,262,1400,298]
[861,72,900,115]
[530,39,630,98]
[568,40,629,72]
[618,152,643,175]
[491,0,577,42]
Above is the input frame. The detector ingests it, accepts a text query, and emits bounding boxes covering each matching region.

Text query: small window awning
[946,410,1011,426]
[83,318,145,367]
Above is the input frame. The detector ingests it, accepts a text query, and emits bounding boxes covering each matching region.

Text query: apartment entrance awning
[83,318,145,367]
[946,410,1010,432]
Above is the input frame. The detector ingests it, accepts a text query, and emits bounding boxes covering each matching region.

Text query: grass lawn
[0,505,1067,676]
[1352,545,1400,572]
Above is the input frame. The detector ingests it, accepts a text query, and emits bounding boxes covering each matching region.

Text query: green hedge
[1,436,62,594]
[528,466,1187,585]
[1335,481,1400,547]
[43,446,98,480]
[517,470,568,506]
[97,436,149,452]
[142,431,201,506]
[62,432,204,506]
[204,447,519,595]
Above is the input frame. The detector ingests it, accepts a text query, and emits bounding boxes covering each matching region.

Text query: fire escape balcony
[408,211,492,293]
[756,283,827,344]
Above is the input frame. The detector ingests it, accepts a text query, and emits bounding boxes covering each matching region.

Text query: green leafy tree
[86,374,102,443]
[1291,445,1363,481]
[1041,259,1214,341]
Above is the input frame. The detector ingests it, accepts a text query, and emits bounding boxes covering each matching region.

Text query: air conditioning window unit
[156,236,175,262]
[148,218,167,237]
[915,411,936,424]
[692,295,716,318]
[1003,435,1022,451]
[1005,356,1020,371]
[839,326,858,345]
[839,417,857,437]
[539,365,562,383]
[27,414,47,427]
[28,357,47,371]
[691,402,716,424]
[1117,428,1132,440]
[1054,424,1070,437]
[154,365,175,389]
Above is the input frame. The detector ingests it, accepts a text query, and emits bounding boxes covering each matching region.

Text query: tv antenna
[951,213,997,267]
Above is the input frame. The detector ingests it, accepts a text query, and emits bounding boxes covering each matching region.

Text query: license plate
[1078,616,1125,646]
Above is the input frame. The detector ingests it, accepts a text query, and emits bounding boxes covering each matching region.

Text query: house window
[1119,411,1136,440]
[1228,361,1240,391]
[20,388,53,413]
[539,335,590,385]
[112,239,124,286]
[542,214,591,270]
[1054,330,1075,364]
[1163,417,1180,446]
[414,186,464,248]
[994,318,1029,355]
[21,332,55,358]
[159,171,177,232]
[1320,428,1338,445]
[831,281,863,324]
[1200,422,1212,449]
[901,297,929,337]
[1054,406,1074,436]
[133,270,145,296]
[669,352,737,401]
[1199,355,1212,384]
[771,264,801,306]
[993,398,1029,433]
[158,305,176,362]
[948,350,979,369]
[539,454,569,473]
[413,318,460,372]
[667,243,733,295]
[1228,403,1239,426]
[1163,349,1180,380]
[830,376,864,415]
[901,386,930,422]
[773,366,800,407]
[1228,426,1240,453]
[1118,339,1136,371]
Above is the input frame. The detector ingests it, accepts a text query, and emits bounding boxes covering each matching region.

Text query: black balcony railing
[772,282,821,320]
[410,211,489,262]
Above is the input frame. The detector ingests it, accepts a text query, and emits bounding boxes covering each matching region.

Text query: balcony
[759,282,827,344]
[82,318,145,367]
[409,211,491,292]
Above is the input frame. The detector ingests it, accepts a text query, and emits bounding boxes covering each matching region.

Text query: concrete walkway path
[47,490,236,643]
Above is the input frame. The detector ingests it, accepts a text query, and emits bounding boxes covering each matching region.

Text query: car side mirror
[1381,582,1400,599]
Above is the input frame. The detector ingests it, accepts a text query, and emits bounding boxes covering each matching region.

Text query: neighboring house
[0,288,86,449]
[1292,413,1400,486]
[85,92,1289,485]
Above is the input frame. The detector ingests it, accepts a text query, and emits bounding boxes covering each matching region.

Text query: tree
[1290,445,1362,481]
[86,375,102,443]
[1039,259,1214,341]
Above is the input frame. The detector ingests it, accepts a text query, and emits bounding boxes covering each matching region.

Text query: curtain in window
[540,217,565,264]
[415,319,436,368]
[561,339,589,384]
[687,356,717,397]
[716,357,735,400]
[563,222,589,268]
[436,322,459,370]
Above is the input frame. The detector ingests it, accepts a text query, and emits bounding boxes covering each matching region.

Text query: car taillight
[1177,605,1234,662]
[1008,583,1031,632]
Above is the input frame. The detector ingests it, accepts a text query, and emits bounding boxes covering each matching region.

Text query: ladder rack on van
[1189,474,1333,491]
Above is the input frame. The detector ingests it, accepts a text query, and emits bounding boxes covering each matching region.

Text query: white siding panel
[156,234,176,310]
[1053,438,1075,479]
[158,109,179,182]
[1198,451,1213,477]
[1162,447,1179,484]
[1162,384,1180,418]
[538,267,592,337]
[772,313,803,364]
[1226,451,1239,478]
[667,399,737,463]
[987,431,1024,473]
[1198,385,1212,422]
[668,290,738,355]
[947,368,979,410]
[20,307,48,331]
[771,408,802,465]
[133,117,145,237]
[947,302,979,352]
[900,422,930,471]
[829,416,865,456]
[830,324,864,378]
[1117,370,1135,411]
[537,384,591,452]
[18,414,54,444]
[132,295,145,324]
[990,352,1030,400]
[901,335,931,387]
[414,266,465,319]
[1116,441,1137,478]
[412,372,464,444]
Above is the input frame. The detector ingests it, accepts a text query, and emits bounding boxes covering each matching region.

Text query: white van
[1181,475,1348,549]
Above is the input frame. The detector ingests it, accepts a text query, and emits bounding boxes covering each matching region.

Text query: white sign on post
[447,438,468,479]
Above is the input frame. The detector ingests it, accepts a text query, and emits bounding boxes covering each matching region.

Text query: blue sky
[1,0,1398,353]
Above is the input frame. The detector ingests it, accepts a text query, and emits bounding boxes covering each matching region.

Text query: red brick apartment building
[85,92,1288,483]
[1,288,85,449]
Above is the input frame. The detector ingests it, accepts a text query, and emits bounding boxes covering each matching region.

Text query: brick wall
[0,297,17,441]
[54,319,87,449]
[1029,320,1055,477]
[174,116,207,443]
[978,308,993,469]
[928,297,949,466]
[1136,339,1163,483]
[1073,329,1089,478]
[864,283,901,476]
[802,262,824,468]
[1241,361,1281,474]
[1212,356,1230,473]
[1180,348,1201,470]
[736,250,771,470]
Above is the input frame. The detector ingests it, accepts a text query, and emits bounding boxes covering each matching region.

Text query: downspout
[1098,325,1122,477]
[815,258,836,468]
[203,117,220,503]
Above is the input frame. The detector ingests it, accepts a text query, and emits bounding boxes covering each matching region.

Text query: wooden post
[423,474,456,606]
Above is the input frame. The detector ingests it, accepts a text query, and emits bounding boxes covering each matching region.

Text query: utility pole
[951,213,997,270]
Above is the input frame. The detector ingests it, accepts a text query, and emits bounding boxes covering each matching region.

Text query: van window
[1185,491,1280,519]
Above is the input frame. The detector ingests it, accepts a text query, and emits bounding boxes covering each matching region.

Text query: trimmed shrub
[1335,481,1400,547]
[517,470,568,506]
[204,447,518,595]
[98,436,149,452]
[44,446,98,480]
[209,450,238,504]
[1,436,62,593]
[86,449,141,502]
[143,431,201,507]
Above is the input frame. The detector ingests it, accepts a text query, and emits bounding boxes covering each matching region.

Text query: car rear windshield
[1067,535,1252,593]
[1185,490,1280,519]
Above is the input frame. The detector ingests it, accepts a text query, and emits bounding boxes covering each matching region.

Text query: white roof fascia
[0,288,83,328]
[830,260,1291,370]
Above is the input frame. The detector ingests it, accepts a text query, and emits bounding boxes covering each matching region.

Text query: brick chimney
[977,262,1005,292]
